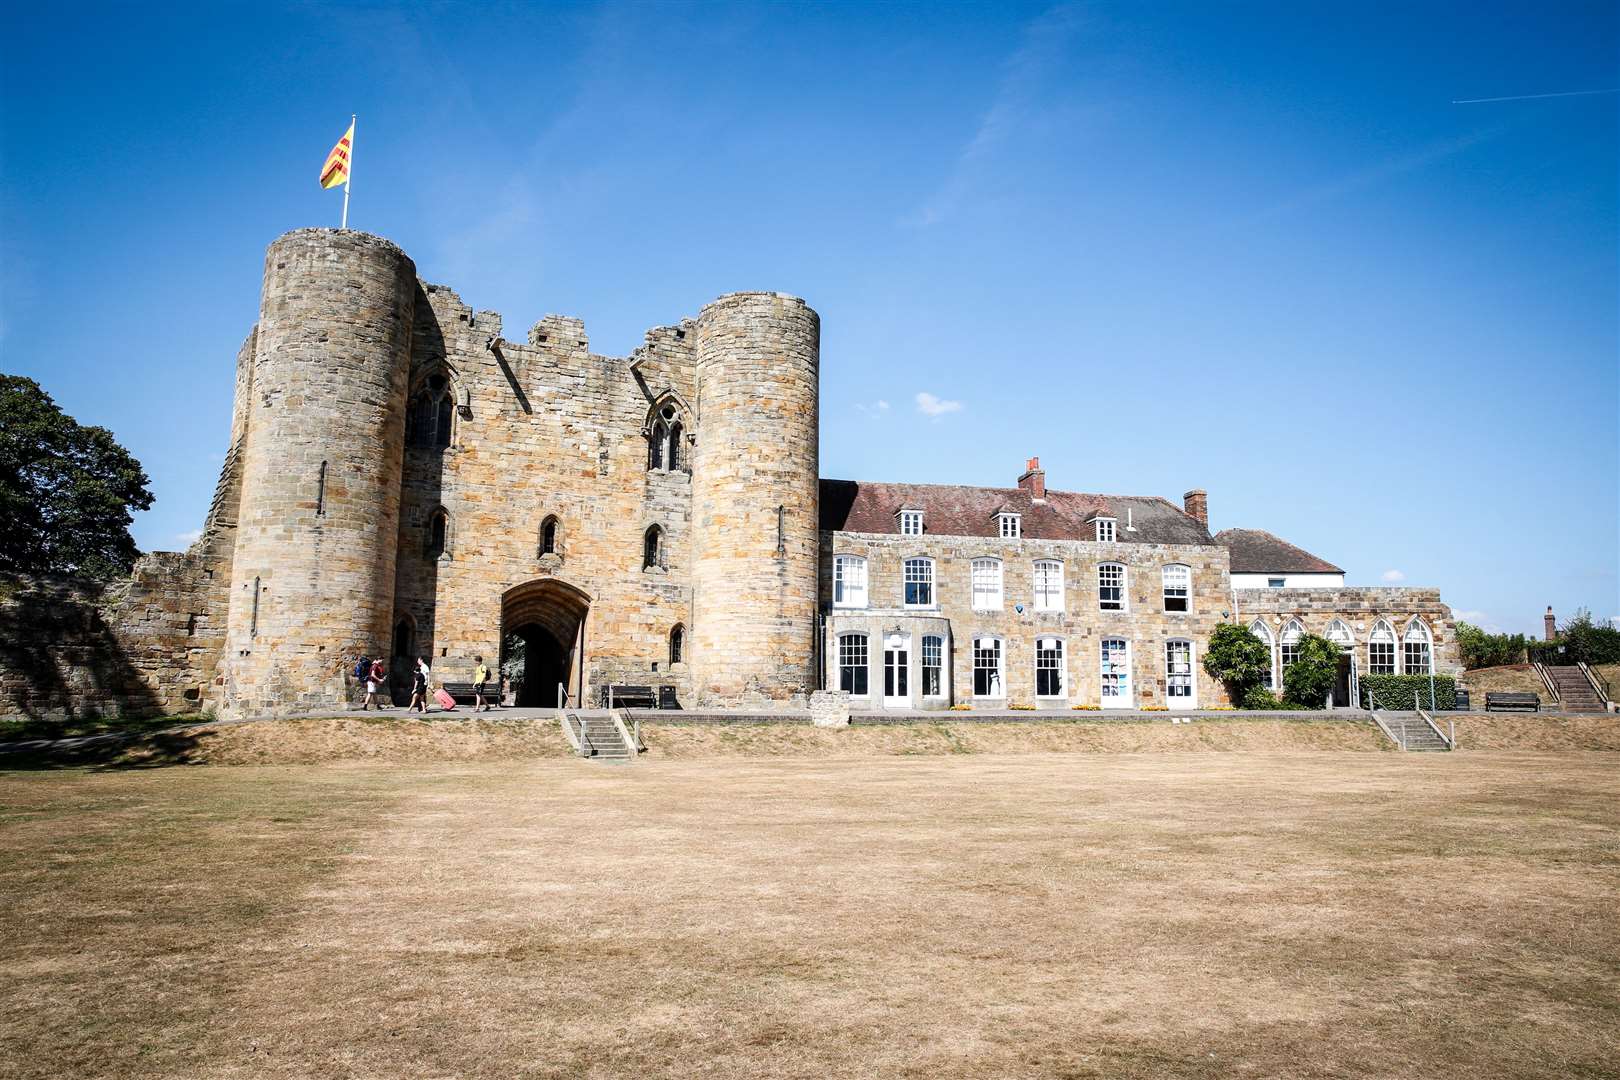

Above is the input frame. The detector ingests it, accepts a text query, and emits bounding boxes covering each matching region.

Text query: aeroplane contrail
[1452,88,1619,104]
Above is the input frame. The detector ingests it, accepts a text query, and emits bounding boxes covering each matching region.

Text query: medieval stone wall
[822,531,1232,709]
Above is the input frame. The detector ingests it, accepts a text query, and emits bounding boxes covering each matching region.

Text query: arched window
[1033,560,1064,612]
[408,372,455,449]
[1279,618,1304,673]
[1098,563,1126,611]
[1325,619,1354,650]
[393,616,414,658]
[1249,619,1276,689]
[971,558,1003,610]
[1402,619,1432,675]
[539,515,560,556]
[903,557,934,607]
[838,633,869,695]
[426,508,449,559]
[1036,637,1065,697]
[647,404,686,472]
[643,525,664,570]
[1368,620,1397,675]
[1162,564,1191,612]
[669,624,685,665]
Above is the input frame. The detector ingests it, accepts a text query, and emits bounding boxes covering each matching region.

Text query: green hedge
[1361,674,1455,711]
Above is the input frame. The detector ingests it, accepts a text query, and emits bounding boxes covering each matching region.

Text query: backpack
[354,657,370,680]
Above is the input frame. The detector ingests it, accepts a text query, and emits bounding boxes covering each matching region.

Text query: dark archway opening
[500,578,590,708]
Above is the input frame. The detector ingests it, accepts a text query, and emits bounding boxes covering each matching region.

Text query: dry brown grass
[3,752,1617,1079]
[1458,665,1545,697]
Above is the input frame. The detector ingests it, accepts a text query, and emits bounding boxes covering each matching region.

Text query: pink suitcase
[434,688,457,711]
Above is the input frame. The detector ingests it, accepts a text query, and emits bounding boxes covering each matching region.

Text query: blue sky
[2,1,1615,635]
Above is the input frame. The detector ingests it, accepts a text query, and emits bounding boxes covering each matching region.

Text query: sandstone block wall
[822,532,1232,709]
[1235,586,1460,676]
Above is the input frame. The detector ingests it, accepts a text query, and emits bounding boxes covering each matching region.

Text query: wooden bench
[600,684,658,709]
[440,682,496,706]
[1485,692,1539,712]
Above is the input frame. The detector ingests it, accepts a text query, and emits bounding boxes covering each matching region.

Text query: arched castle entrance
[500,579,590,708]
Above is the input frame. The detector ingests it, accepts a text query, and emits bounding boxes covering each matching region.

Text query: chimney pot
[1183,489,1209,529]
[1544,606,1557,642]
[1018,457,1046,501]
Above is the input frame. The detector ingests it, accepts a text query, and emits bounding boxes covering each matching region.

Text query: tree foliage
[1455,622,1527,669]
[0,374,153,580]
[1201,623,1273,701]
[1280,634,1339,709]
[1530,608,1620,666]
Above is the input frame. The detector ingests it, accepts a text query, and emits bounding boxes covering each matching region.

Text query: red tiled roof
[1214,528,1343,574]
[819,480,1213,546]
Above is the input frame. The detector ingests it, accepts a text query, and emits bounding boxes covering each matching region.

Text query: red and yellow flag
[320,120,354,190]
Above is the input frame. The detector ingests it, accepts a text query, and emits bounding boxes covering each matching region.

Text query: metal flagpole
[340,114,354,230]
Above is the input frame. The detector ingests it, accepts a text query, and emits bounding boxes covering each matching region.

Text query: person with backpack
[365,657,388,710]
[352,655,371,709]
[473,655,491,712]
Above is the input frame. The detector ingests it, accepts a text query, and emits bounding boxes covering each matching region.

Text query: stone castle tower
[176,227,820,717]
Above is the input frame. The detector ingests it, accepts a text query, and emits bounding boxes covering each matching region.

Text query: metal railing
[1578,662,1614,711]
[1532,662,1560,705]
[1371,709,1405,750]
[1416,691,1454,750]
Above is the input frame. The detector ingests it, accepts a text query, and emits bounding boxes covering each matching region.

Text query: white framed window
[1369,620,1396,675]
[1325,619,1354,650]
[1098,562,1126,611]
[998,513,1021,539]
[922,635,944,697]
[903,557,934,607]
[838,634,869,696]
[1403,620,1432,675]
[1095,517,1116,542]
[1267,577,1285,588]
[832,555,868,609]
[1162,563,1190,612]
[1100,638,1131,704]
[1033,560,1064,611]
[1036,637,1065,697]
[1166,639,1194,703]
[972,636,1004,698]
[1279,618,1304,673]
[1249,620,1276,689]
[898,510,923,536]
[970,558,1003,611]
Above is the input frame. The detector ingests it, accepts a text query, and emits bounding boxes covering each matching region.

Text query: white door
[884,634,910,709]
[1101,638,1132,708]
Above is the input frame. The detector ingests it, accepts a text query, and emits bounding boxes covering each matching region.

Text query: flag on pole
[320,120,354,190]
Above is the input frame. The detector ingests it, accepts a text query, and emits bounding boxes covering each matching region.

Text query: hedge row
[1361,674,1456,711]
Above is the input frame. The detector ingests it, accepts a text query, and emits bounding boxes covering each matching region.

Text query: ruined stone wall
[219,229,416,717]
[689,293,820,706]
[1234,586,1460,676]
[391,284,700,705]
[822,531,1232,709]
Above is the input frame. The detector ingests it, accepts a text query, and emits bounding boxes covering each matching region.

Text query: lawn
[2,752,1617,1079]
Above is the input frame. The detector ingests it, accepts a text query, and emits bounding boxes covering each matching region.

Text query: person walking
[410,656,431,713]
[473,655,491,712]
[365,657,387,710]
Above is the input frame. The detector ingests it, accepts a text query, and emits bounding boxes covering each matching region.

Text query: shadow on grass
[0,726,217,771]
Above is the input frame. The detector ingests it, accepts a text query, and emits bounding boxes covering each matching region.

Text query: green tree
[0,374,153,580]
[1455,621,1527,669]
[1281,634,1339,709]
[1201,623,1273,702]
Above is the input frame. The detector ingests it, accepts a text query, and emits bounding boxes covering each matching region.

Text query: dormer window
[898,510,923,536]
[1094,517,1116,543]
[997,513,1021,539]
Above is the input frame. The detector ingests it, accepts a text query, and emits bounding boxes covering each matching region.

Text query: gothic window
[1249,620,1277,689]
[839,633,869,695]
[1162,564,1191,612]
[1403,619,1432,675]
[1036,637,1065,697]
[1279,618,1304,672]
[643,525,664,570]
[540,516,560,556]
[648,404,685,472]
[1369,620,1397,675]
[408,373,455,449]
[426,508,449,559]
[669,624,685,666]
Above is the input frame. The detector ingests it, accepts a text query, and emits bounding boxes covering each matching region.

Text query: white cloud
[854,399,891,420]
[915,392,963,420]
[1380,569,1405,583]
[176,529,202,546]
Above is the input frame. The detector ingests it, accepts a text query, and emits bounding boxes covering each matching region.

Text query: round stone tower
[220,229,416,717]
[690,292,821,706]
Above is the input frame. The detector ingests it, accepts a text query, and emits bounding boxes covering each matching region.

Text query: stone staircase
[1379,714,1452,751]
[565,711,634,762]
[1544,666,1607,713]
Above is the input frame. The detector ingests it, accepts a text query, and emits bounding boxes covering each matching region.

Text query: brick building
[0,228,1458,721]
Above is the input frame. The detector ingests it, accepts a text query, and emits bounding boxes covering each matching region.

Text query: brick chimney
[1544,606,1557,642]
[1183,489,1208,529]
[1017,457,1046,502]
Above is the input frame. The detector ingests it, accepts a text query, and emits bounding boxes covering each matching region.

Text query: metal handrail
[1532,662,1560,704]
[1371,709,1405,750]
[1578,662,1613,710]
[1415,691,1453,750]
[562,711,592,757]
